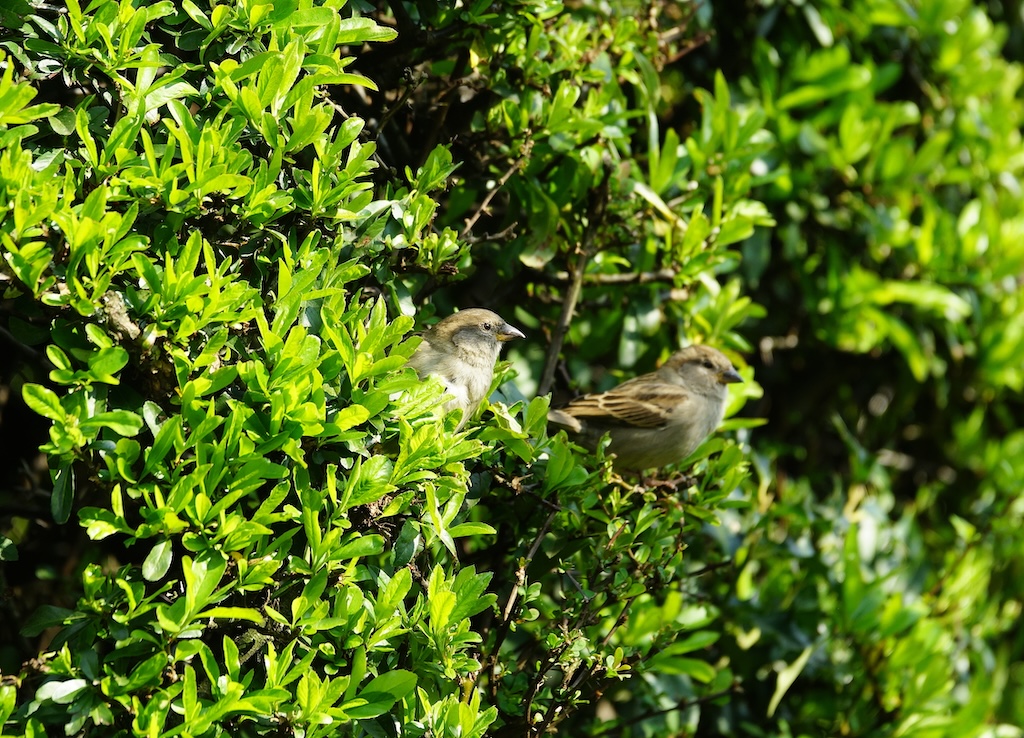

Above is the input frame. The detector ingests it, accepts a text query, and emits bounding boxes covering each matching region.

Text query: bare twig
[685,559,734,578]
[665,30,713,65]
[539,248,588,397]
[601,684,740,732]
[550,267,679,286]
[500,510,557,624]
[462,223,518,244]
[385,0,417,36]
[376,68,427,137]
[598,595,637,649]
[322,96,392,173]
[460,140,533,240]
[538,164,613,396]
[486,508,558,699]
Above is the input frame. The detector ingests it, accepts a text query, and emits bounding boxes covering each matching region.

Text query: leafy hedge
[1,0,1023,736]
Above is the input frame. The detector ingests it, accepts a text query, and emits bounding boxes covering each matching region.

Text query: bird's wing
[562,381,692,429]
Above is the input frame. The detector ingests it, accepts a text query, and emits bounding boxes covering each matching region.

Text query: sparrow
[408,308,526,430]
[547,345,743,471]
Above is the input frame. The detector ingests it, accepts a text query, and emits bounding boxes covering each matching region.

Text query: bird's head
[662,345,743,395]
[431,308,525,361]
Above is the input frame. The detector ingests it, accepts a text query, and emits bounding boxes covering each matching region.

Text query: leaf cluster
[2,0,1023,736]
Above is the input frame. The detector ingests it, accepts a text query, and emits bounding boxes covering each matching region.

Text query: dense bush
[1,0,1022,736]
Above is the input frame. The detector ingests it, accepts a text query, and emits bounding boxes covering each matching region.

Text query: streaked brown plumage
[548,345,743,471]
[408,308,525,430]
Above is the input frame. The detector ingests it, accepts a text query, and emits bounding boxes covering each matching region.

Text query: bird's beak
[719,368,743,384]
[497,323,526,342]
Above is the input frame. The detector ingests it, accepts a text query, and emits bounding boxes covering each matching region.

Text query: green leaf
[447,522,496,538]
[345,670,416,718]
[51,462,74,524]
[376,568,412,613]
[340,456,396,510]
[35,678,88,705]
[868,279,971,317]
[143,416,183,477]
[333,404,370,432]
[335,17,398,44]
[22,383,64,422]
[648,655,716,682]
[767,646,813,717]
[87,346,129,382]
[197,607,266,624]
[80,410,144,437]
[143,539,173,581]
[336,534,385,560]
[0,684,15,725]
[20,605,75,637]
[120,654,167,692]
[663,630,721,655]
[449,568,495,622]
[273,7,335,29]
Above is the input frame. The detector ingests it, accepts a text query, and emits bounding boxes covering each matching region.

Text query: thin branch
[538,163,613,396]
[500,510,557,623]
[385,0,417,36]
[598,595,637,648]
[525,640,571,708]
[531,590,641,737]
[596,684,740,733]
[685,559,734,578]
[549,267,680,286]
[486,508,558,699]
[462,223,517,245]
[322,96,392,173]
[376,80,422,135]
[460,140,532,240]
[539,248,587,397]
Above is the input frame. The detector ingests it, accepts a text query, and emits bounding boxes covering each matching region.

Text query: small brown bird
[408,308,525,430]
[548,345,743,471]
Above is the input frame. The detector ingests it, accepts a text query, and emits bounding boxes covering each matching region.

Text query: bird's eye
[702,360,714,369]
[482,322,493,331]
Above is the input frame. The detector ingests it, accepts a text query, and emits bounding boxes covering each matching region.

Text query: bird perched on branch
[547,345,743,471]
[408,308,525,430]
